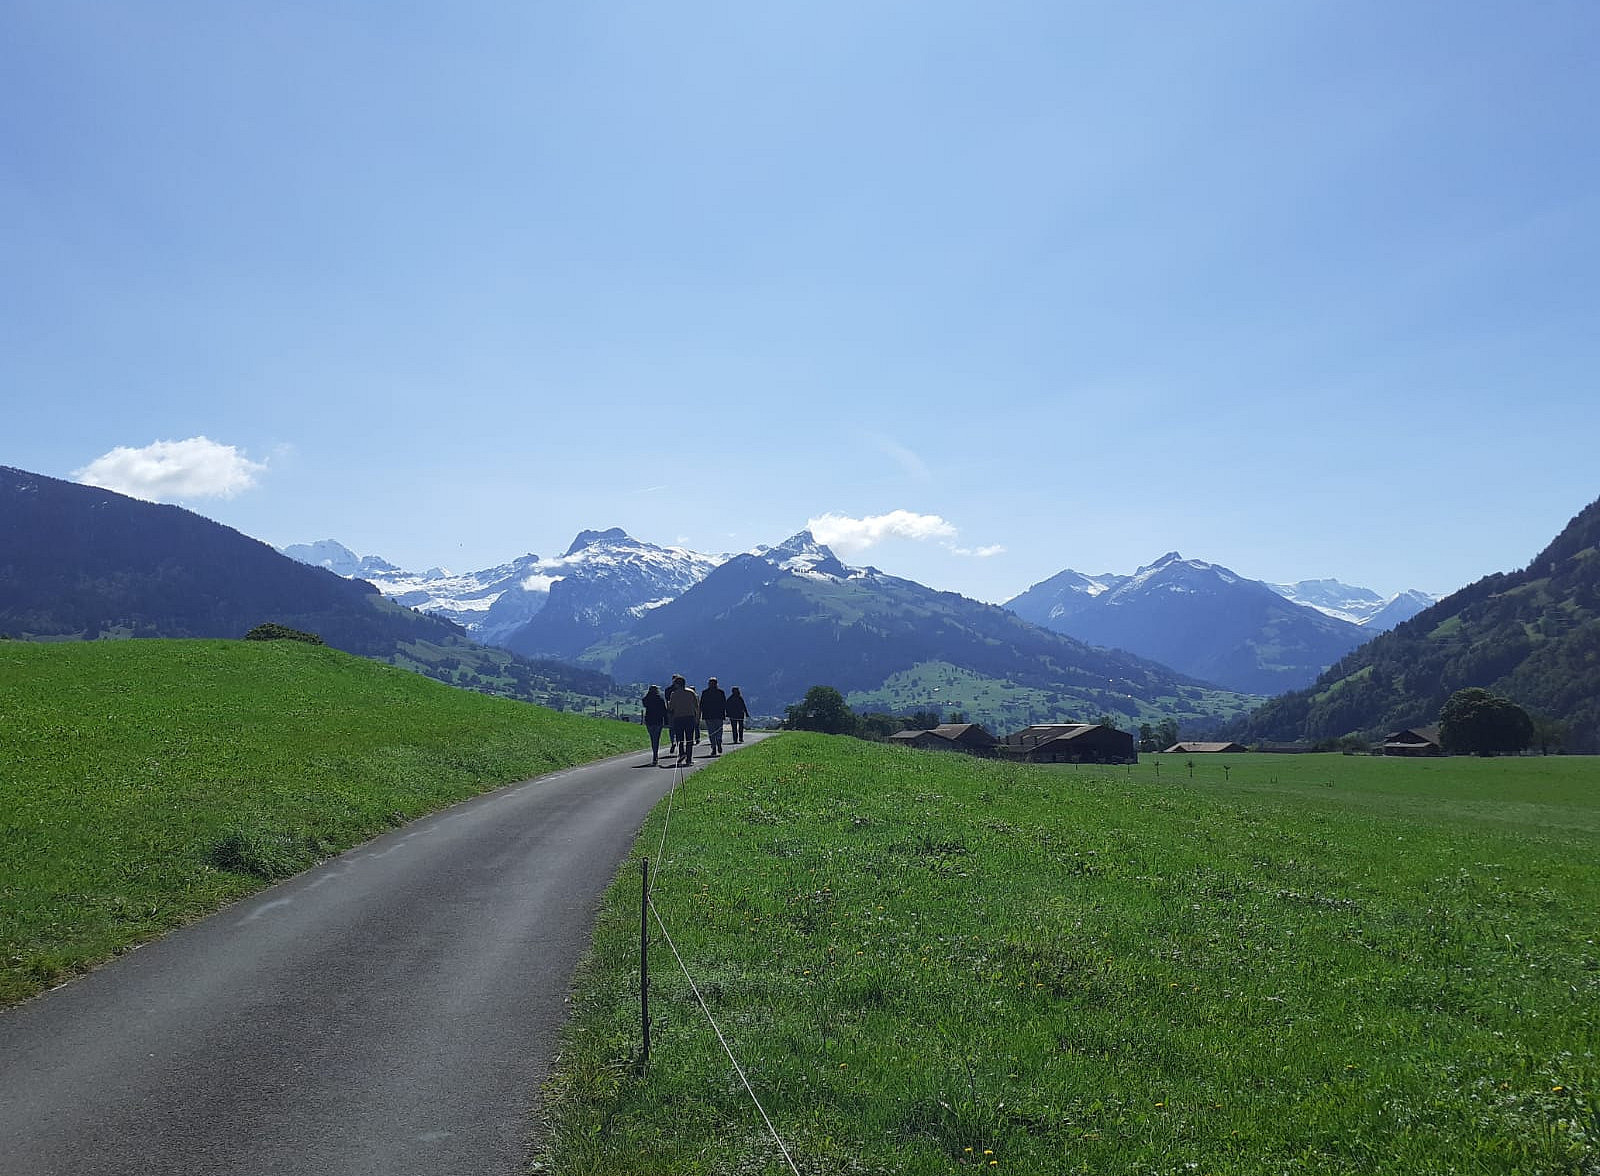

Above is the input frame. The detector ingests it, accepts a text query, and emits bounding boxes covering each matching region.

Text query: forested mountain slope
[1239,495,1600,752]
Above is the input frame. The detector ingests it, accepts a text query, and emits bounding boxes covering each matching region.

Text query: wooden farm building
[1162,741,1247,754]
[887,729,957,751]
[888,723,998,756]
[1378,726,1443,757]
[1001,723,1137,764]
[929,723,999,755]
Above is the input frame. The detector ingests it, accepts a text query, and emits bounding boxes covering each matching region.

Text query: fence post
[641,857,651,1063]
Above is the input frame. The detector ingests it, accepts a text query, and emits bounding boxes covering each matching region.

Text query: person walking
[665,674,685,757]
[726,686,749,743]
[641,684,668,765]
[667,679,700,766]
[700,677,727,756]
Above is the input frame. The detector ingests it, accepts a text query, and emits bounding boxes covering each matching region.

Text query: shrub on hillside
[244,622,325,645]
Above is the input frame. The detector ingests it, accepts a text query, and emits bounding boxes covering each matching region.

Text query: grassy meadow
[0,638,645,1006]
[538,738,1599,1175]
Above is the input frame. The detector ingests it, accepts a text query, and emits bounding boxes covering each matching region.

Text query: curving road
[0,739,758,1176]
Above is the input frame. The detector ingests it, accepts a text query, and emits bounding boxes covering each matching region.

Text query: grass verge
[0,638,645,1006]
[537,737,1599,1174]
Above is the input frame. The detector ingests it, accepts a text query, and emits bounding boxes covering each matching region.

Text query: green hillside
[845,660,1260,734]
[0,639,645,1006]
[0,465,636,715]
[541,736,1599,1174]
[1241,495,1600,752]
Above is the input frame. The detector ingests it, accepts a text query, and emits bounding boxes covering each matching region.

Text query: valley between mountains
[6,465,1597,750]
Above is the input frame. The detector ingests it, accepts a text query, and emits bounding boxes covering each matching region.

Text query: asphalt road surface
[0,737,759,1176]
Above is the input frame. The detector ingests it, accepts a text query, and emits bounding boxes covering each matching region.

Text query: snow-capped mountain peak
[563,527,631,557]
[280,539,364,577]
[1106,552,1245,603]
[751,530,854,580]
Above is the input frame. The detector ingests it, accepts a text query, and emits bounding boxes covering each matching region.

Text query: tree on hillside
[854,711,901,739]
[782,685,858,735]
[1439,687,1534,757]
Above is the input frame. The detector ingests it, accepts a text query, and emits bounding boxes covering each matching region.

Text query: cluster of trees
[1137,719,1181,753]
[1439,687,1536,756]
[779,686,965,737]
[781,686,860,735]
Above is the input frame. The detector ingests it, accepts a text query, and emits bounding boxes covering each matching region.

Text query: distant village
[886,721,1447,762]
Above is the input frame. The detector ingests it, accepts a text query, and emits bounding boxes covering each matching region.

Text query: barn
[1379,726,1443,756]
[888,723,999,756]
[1002,723,1137,764]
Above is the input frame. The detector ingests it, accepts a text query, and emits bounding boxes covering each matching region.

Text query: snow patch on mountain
[1268,579,1435,630]
[284,530,727,648]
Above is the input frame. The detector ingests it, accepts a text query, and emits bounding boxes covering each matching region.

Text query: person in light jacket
[665,674,685,756]
[667,680,700,766]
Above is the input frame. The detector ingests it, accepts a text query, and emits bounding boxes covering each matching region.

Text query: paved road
[0,738,758,1176]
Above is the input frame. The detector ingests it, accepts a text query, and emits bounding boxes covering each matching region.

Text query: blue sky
[6,2,1597,603]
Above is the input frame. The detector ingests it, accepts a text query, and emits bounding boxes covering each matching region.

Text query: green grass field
[538,738,1599,1174]
[0,639,646,1006]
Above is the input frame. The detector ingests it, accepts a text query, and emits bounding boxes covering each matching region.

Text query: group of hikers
[640,676,750,767]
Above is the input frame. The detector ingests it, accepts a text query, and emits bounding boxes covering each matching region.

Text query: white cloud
[73,436,268,502]
[808,510,957,555]
[808,510,1007,560]
[951,543,1007,558]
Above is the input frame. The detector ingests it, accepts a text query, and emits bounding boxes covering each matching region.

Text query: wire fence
[641,740,802,1174]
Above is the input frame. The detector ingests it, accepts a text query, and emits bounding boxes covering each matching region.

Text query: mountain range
[295,537,1429,699]
[1004,553,1432,695]
[288,529,1260,731]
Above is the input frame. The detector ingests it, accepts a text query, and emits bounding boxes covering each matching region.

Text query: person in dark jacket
[641,684,668,765]
[726,686,749,743]
[700,677,727,756]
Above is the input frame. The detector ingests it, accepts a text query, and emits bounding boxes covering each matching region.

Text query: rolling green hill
[1240,495,1600,752]
[0,465,633,713]
[0,638,645,1006]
